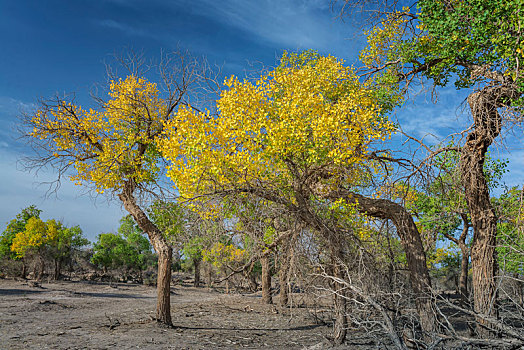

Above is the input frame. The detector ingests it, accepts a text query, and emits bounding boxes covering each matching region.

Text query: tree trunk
[32,259,37,279]
[279,245,290,307]
[514,273,524,307]
[54,259,61,280]
[245,263,258,292]
[206,263,213,288]
[261,254,272,304]
[21,260,27,279]
[119,182,173,326]
[458,242,470,305]
[331,247,348,345]
[279,233,297,307]
[193,258,201,288]
[278,264,289,307]
[156,245,172,325]
[460,87,514,336]
[38,255,45,281]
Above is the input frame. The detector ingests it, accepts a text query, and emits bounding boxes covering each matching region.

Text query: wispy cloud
[0,96,36,149]
[94,19,150,38]
[186,0,361,57]
[0,96,35,117]
[396,86,471,144]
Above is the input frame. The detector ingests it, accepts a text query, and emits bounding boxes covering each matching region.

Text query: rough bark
[193,258,201,288]
[119,181,173,326]
[261,254,273,304]
[460,85,517,336]
[156,247,172,324]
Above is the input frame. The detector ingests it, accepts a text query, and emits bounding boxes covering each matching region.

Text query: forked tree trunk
[193,258,201,287]
[119,182,173,326]
[261,254,272,304]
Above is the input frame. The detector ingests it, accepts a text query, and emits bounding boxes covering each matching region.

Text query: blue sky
[0,0,522,242]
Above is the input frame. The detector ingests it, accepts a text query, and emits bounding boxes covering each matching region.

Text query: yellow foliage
[29,76,164,192]
[11,217,49,258]
[161,52,393,209]
[202,242,246,269]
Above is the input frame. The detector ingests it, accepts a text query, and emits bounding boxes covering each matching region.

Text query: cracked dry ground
[0,279,355,349]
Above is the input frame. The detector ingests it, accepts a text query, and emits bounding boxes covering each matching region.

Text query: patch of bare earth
[0,279,351,349]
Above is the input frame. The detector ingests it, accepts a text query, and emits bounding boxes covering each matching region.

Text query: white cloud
[0,96,35,116]
[94,19,150,38]
[187,0,360,57]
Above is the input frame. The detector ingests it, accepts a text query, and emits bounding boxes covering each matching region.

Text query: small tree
[11,217,54,280]
[0,205,41,278]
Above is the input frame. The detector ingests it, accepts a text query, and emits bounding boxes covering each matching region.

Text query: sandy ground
[0,278,348,349]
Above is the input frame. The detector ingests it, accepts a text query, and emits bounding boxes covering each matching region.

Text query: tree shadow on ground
[0,289,46,296]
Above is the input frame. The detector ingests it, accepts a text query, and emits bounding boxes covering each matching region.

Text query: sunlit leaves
[161,52,394,206]
[29,76,164,193]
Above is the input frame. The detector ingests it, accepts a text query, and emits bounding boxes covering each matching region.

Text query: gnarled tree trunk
[444,214,471,306]
[119,181,173,326]
[460,87,510,336]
